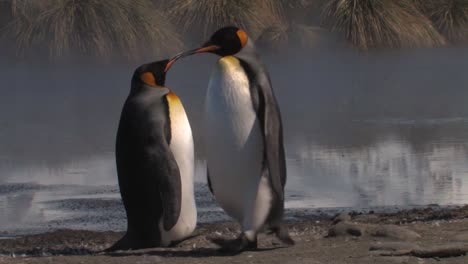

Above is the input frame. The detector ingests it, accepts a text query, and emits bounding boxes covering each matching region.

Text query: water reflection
[288,135,468,208]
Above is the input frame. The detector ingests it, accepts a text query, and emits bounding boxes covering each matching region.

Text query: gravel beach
[1,206,468,264]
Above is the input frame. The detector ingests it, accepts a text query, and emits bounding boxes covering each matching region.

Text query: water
[1,47,468,235]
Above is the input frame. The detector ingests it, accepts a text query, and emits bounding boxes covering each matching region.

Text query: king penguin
[173,27,294,252]
[107,59,196,251]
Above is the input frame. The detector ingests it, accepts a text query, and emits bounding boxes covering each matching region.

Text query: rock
[369,242,419,252]
[375,243,468,259]
[367,225,421,241]
[327,222,420,241]
[332,213,351,225]
[412,244,468,258]
[327,222,364,237]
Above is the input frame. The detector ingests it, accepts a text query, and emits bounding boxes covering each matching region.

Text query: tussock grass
[6,0,183,60]
[279,0,328,25]
[256,23,335,51]
[416,0,468,44]
[161,0,285,41]
[0,0,14,26]
[320,0,446,50]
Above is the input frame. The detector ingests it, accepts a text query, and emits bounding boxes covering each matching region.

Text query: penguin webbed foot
[104,234,161,252]
[210,233,257,254]
[104,235,134,252]
[271,225,295,246]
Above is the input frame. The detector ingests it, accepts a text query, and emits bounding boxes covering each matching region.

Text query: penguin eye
[140,72,157,86]
[236,29,248,48]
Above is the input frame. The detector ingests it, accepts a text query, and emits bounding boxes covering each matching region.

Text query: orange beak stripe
[164,58,177,72]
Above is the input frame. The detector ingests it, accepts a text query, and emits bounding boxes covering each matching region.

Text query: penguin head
[168,26,252,61]
[131,58,179,92]
[133,60,168,88]
[201,26,249,56]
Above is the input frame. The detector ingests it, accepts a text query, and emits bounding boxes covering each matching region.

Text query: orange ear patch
[140,72,156,86]
[237,29,248,48]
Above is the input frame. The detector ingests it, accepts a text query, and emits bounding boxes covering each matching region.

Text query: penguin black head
[168,26,250,61]
[132,58,180,90]
[202,26,248,56]
[133,59,168,88]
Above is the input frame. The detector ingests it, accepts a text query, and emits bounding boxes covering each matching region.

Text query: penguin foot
[104,234,159,252]
[105,235,133,252]
[272,225,295,246]
[210,233,257,254]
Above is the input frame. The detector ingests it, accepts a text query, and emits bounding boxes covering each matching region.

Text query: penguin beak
[164,44,221,72]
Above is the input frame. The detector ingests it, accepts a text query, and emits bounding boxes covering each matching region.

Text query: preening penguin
[108,60,196,251]
[174,27,294,252]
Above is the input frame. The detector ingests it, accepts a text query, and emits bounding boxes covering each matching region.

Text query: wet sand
[1,206,468,263]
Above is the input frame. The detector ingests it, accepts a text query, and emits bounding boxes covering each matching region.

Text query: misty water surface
[1,46,468,234]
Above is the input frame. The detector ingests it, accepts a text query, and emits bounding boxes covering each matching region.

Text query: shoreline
[1,205,468,263]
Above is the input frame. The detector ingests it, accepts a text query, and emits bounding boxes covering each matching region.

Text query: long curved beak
[164,45,220,72]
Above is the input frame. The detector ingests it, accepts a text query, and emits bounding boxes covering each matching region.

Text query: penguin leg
[105,230,161,252]
[265,188,295,246]
[214,175,271,253]
[105,233,148,252]
[266,208,295,246]
[269,225,295,246]
[210,232,257,254]
[210,176,266,253]
[105,234,133,252]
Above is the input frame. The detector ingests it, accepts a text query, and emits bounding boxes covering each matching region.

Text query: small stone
[327,222,364,237]
[368,225,421,241]
[332,213,351,225]
[369,241,419,252]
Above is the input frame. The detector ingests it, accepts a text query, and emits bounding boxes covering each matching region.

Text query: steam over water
[1,47,468,235]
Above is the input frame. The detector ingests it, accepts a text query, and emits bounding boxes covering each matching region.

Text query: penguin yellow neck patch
[237,29,248,48]
[166,92,183,111]
[140,72,156,86]
[219,56,242,73]
[166,92,185,126]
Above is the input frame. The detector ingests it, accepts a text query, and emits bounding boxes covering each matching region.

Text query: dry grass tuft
[256,22,337,52]
[416,0,468,44]
[279,0,328,26]
[0,1,14,28]
[5,0,184,60]
[320,0,446,50]
[161,0,285,42]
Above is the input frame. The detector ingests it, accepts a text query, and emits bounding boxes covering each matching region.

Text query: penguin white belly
[160,92,196,246]
[204,56,272,232]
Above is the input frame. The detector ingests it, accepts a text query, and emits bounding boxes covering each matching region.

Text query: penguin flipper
[158,155,182,231]
[143,127,182,232]
[207,167,214,195]
[240,60,286,199]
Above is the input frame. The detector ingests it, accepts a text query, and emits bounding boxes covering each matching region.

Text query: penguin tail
[270,225,295,246]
